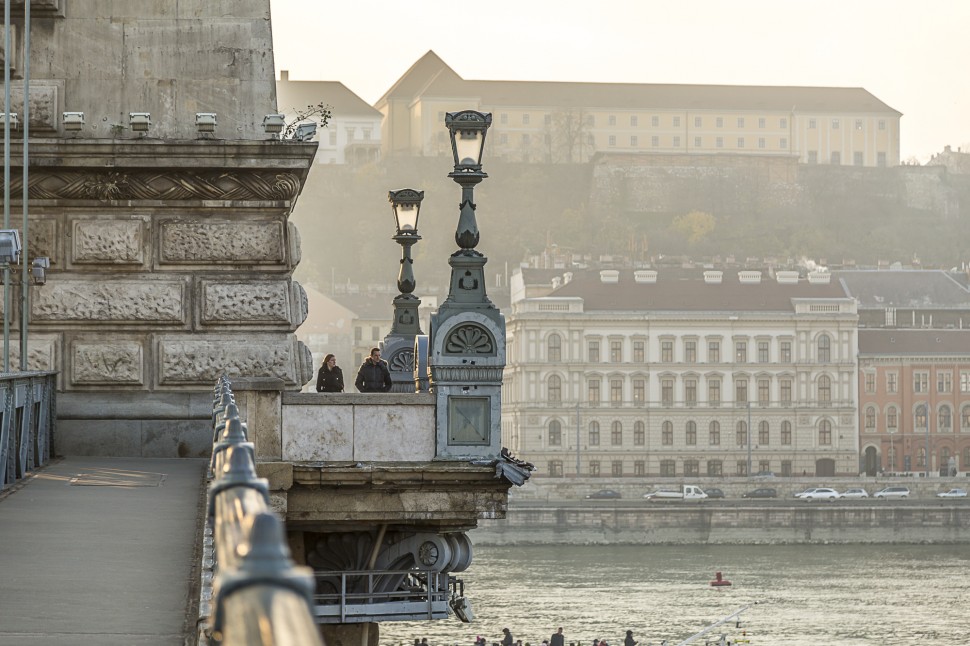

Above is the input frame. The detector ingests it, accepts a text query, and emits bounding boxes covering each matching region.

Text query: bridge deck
[0,457,206,645]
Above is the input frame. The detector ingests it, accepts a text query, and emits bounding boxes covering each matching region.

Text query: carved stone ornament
[161,221,284,264]
[73,220,144,264]
[72,341,143,384]
[202,281,291,324]
[389,349,414,372]
[444,324,494,355]
[6,168,302,202]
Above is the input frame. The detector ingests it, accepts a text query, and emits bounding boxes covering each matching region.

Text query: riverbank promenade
[0,457,206,646]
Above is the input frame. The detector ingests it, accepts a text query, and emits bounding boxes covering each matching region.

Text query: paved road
[512,497,970,508]
[0,457,206,646]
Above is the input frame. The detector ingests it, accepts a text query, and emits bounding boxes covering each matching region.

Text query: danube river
[380,544,970,646]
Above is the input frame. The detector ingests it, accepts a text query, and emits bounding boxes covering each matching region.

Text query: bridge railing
[201,375,323,646]
[0,371,56,489]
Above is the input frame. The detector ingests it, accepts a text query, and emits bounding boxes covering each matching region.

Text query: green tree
[670,210,716,244]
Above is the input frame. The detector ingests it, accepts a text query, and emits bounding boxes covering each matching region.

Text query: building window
[633,379,645,405]
[608,115,616,126]
[548,333,562,361]
[915,404,928,429]
[780,117,788,128]
[757,421,769,444]
[736,421,747,446]
[780,341,791,363]
[781,460,792,477]
[831,151,841,165]
[877,152,887,167]
[888,406,898,429]
[832,119,840,129]
[651,115,659,127]
[586,114,595,127]
[660,460,676,477]
[684,460,700,477]
[631,115,638,126]
[758,341,769,363]
[780,138,788,149]
[634,421,645,445]
[759,460,771,474]
[716,137,724,148]
[708,340,720,363]
[963,372,970,393]
[878,119,886,130]
[914,372,929,393]
[939,406,952,431]
[661,340,674,362]
[685,340,697,363]
[694,116,702,127]
[672,136,681,148]
[865,407,876,431]
[758,137,766,149]
[887,372,898,393]
[736,137,744,148]
[758,379,770,406]
[662,421,673,445]
[809,119,817,129]
[630,135,638,147]
[737,117,745,128]
[686,421,697,445]
[709,421,720,445]
[610,379,623,406]
[780,379,792,404]
[522,133,531,145]
[737,461,749,476]
[611,421,623,445]
[707,460,723,477]
[548,375,562,403]
[633,341,645,363]
[962,406,970,430]
[548,420,562,446]
[855,119,863,130]
[817,335,831,362]
[735,379,748,404]
[588,380,601,406]
[498,134,509,145]
[609,135,616,147]
[589,421,600,445]
[354,326,362,342]
[587,134,595,146]
[634,460,645,476]
[685,379,698,406]
[522,113,530,125]
[818,375,832,403]
[673,116,681,127]
[818,420,832,445]
[716,117,723,128]
[500,113,508,125]
[547,460,563,477]
[917,447,927,468]
[758,117,766,128]
[938,372,952,393]
[735,341,747,363]
[610,340,622,363]
[865,373,876,393]
[651,135,659,147]
[808,150,818,164]
[662,379,674,406]
[588,340,600,363]
[589,461,600,477]
[371,326,380,340]
[611,461,623,477]
[708,379,721,407]
[694,136,702,148]
[781,420,792,445]
[328,130,338,145]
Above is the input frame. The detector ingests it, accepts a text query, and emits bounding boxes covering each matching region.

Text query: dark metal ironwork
[0,371,56,488]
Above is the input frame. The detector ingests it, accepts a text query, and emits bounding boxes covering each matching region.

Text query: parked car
[874,486,911,499]
[840,488,870,499]
[936,488,968,498]
[793,487,820,499]
[741,487,777,499]
[800,487,841,502]
[585,489,621,500]
[704,488,726,499]
[753,471,776,479]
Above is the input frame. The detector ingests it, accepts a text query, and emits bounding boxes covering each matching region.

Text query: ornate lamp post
[428,110,506,459]
[382,188,424,393]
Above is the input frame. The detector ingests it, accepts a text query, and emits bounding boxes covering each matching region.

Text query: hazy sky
[271,0,969,162]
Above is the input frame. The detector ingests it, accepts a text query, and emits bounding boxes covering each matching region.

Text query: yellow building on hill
[377,51,901,167]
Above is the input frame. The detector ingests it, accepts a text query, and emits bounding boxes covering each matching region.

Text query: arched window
[547,375,562,403]
[915,404,928,429]
[781,420,792,445]
[818,375,831,403]
[941,446,951,467]
[548,420,562,446]
[962,406,970,430]
[818,419,832,445]
[963,447,970,470]
[588,421,600,446]
[662,421,673,445]
[939,405,952,431]
[917,446,927,468]
[709,421,720,445]
[736,421,747,446]
[611,421,623,446]
[758,420,770,445]
[547,333,562,362]
[634,421,645,445]
[686,420,697,445]
[865,407,876,430]
[817,335,831,362]
[887,406,898,430]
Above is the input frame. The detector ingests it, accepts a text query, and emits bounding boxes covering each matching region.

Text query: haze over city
[271,0,970,163]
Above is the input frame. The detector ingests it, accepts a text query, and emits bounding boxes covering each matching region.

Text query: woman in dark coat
[316,354,344,392]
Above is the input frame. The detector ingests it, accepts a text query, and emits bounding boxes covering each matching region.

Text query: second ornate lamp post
[383,188,425,392]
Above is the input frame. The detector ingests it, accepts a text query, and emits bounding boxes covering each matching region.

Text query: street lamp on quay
[382,188,425,393]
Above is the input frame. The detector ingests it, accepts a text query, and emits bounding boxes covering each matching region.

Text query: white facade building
[503,268,859,479]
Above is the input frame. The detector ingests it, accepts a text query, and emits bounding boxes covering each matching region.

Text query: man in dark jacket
[355,347,392,392]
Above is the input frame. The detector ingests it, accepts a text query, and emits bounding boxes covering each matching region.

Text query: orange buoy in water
[710,571,732,587]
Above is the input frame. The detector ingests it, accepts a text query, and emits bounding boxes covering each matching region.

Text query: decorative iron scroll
[4,168,302,202]
[444,324,494,355]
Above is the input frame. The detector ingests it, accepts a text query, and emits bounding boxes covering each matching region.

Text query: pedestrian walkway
[0,456,207,646]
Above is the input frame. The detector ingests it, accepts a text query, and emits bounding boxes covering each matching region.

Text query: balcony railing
[313,569,457,623]
[0,371,56,489]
